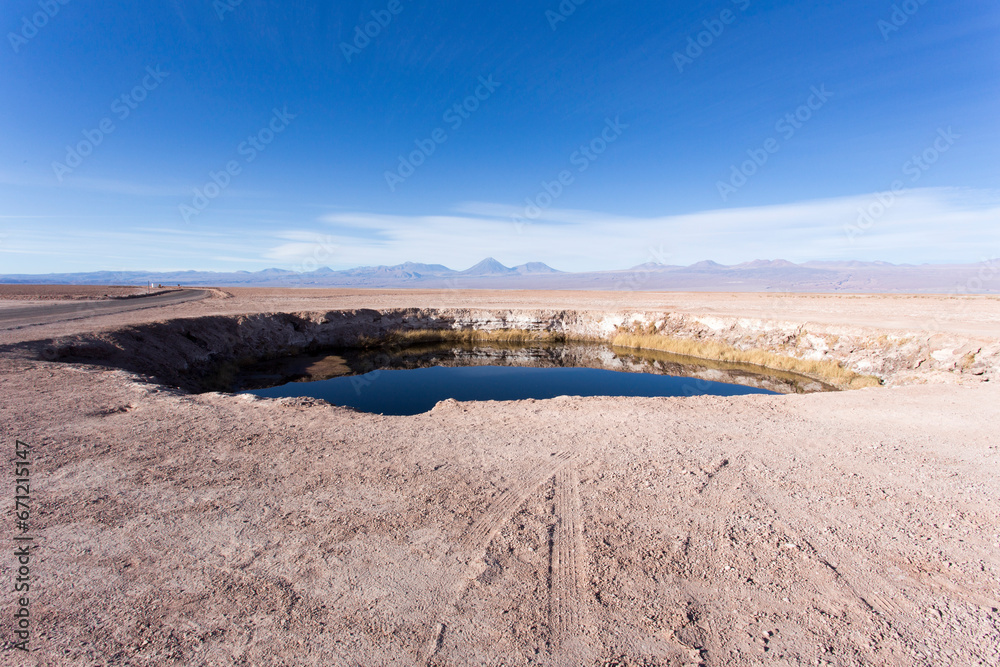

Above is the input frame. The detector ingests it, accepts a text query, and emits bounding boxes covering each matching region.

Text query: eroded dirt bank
[1,291,998,666]
[19,306,1000,392]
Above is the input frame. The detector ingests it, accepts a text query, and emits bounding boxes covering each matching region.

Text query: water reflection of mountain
[234,342,835,395]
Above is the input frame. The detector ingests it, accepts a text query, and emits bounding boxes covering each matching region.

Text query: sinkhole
[234,340,834,416]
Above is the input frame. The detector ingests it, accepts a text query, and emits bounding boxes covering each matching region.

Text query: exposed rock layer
[17,308,999,392]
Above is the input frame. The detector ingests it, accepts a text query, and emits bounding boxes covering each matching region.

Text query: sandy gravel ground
[0,286,164,301]
[3,289,1000,343]
[1,289,998,666]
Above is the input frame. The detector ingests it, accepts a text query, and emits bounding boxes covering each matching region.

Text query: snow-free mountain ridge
[1,259,996,293]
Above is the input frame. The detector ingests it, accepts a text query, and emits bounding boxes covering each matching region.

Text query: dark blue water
[246,365,776,416]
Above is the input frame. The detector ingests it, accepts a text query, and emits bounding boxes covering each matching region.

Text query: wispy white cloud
[134,226,230,237]
[0,171,270,199]
[258,187,1000,271]
[210,256,276,264]
[4,187,997,273]
[66,177,191,197]
[0,171,191,197]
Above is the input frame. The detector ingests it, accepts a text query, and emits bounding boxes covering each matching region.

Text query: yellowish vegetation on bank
[611,332,881,389]
[363,328,881,390]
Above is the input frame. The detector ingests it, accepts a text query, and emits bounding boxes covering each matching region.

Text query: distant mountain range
[1,258,996,293]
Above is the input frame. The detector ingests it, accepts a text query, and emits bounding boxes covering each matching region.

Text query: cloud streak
[3,187,997,273]
[259,187,1000,271]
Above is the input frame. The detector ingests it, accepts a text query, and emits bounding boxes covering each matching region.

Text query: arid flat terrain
[0,285,176,301]
[1,288,998,666]
[4,287,1000,341]
[0,289,208,331]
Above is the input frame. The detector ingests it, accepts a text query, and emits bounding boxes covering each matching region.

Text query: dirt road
[0,289,209,330]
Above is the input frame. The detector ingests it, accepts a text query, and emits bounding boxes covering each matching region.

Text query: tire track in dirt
[722,462,918,656]
[658,455,893,663]
[458,452,572,553]
[420,452,574,665]
[549,463,593,666]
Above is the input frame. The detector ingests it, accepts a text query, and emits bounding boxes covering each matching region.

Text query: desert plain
[1,287,999,666]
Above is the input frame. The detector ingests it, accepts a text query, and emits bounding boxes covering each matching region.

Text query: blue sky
[1,0,998,274]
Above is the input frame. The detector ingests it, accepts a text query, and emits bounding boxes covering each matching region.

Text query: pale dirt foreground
[1,289,999,666]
